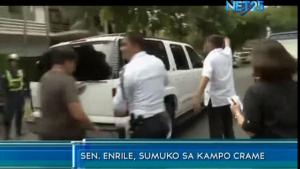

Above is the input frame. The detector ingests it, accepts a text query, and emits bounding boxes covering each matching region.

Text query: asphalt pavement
[0,65,285,140]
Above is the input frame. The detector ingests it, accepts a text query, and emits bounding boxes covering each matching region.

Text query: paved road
[0,65,277,140]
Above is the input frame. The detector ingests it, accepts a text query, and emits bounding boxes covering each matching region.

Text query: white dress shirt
[113,51,168,118]
[202,47,236,107]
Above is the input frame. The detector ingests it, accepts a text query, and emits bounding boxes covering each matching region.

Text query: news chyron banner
[0,140,297,168]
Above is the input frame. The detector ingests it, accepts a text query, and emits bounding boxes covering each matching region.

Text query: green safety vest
[6,70,24,92]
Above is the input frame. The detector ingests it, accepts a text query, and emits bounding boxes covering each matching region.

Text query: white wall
[0,34,49,56]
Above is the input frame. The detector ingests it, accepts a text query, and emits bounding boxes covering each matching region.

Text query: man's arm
[194,76,210,99]
[195,57,212,98]
[113,84,128,117]
[222,37,232,56]
[68,102,95,130]
[63,77,95,130]
[113,68,135,117]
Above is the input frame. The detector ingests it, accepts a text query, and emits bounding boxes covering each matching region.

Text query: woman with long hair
[231,39,298,138]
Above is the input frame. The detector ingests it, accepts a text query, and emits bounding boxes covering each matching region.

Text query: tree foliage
[60,6,298,51]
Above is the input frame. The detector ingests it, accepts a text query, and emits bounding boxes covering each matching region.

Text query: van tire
[165,98,176,139]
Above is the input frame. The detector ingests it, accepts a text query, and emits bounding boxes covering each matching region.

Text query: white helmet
[8,53,20,61]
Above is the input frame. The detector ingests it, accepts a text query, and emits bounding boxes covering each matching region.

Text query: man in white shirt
[113,32,169,138]
[193,35,236,139]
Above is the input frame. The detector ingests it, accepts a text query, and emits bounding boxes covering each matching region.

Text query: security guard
[1,54,25,140]
[113,32,169,138]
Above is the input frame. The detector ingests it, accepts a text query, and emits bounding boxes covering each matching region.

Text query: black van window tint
[119,39,170,70]
[170,44,190,70]
[73,42,113,81]
[36,41,114,81]
[144,40,170,70]
[185,46,203,68]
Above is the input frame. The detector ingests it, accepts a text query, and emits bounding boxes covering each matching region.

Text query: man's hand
[230,99,241,117]
[114,105,129,117]
[193,94,202,114]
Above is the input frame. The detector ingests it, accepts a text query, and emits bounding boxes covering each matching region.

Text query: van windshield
[34,41,114,82]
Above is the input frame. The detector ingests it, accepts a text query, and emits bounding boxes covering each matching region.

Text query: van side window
[185,46,203,68]
[119,39,170,70]
[170,44,190,70]
[144,40,170,70]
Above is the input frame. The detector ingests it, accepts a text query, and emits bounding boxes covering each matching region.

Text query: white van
[29,34,205,138]
[268,31,298,60]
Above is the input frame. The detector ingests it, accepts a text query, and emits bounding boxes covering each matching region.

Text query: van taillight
[112,88,117,97]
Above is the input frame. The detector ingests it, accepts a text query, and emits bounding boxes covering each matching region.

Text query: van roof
[270,31,298,36]
[51,34,190,48]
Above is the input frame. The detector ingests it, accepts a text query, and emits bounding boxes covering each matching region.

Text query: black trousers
[207,100,235,139]
[131,113,169,138]
[3,92,25,139]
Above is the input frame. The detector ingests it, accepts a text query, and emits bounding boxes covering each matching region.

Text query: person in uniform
[1,54,25,140]
[113,32,169,138]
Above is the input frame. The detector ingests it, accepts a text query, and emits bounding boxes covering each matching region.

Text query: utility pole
[22,6,28,57]
[44,6,51,47]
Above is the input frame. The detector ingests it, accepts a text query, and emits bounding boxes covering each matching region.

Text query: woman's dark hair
[126,32,145,50]
[251,39,297,82]
[48,46,78,65]
[206,35,225,48]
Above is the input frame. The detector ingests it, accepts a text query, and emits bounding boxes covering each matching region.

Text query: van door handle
[181,77,185,81]
[195,74,200,78]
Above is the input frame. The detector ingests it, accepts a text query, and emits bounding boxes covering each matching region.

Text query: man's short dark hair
[126,32,145,50]
[206,35,225,48]
[252,39,297,82]
[46,46,78,65]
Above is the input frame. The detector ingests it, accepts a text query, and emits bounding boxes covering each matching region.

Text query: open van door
[30,40,120,120]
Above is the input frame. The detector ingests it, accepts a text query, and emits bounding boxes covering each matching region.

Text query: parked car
[233,51,251,64]
[28,34,205,138]
[233,55,241,68]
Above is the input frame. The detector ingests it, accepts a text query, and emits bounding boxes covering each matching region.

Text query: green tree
[58,6,297,52]
[264,6,298,33]
[228,11,268,50]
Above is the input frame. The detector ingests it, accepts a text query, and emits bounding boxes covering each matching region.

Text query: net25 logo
[226,0,265,16]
